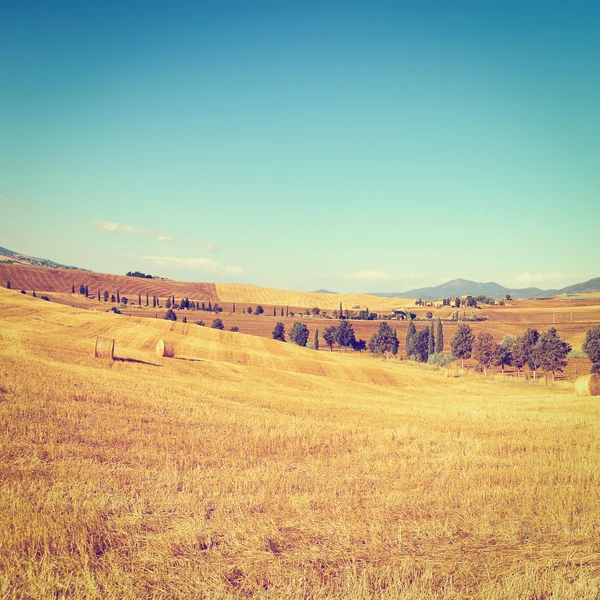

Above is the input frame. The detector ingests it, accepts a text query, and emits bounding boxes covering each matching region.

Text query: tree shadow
[175,357,205,363]
[113,356,162,367]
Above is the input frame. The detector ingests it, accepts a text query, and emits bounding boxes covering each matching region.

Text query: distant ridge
[314,288,338,294]
[371,277,600,300]
[0,245,88,271]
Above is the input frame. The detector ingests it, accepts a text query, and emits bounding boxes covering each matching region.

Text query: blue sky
[1,1,599,292]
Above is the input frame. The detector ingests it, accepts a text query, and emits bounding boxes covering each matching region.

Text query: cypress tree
[281,307,284,317]
[85,285,89,297]
[428,322,435,357]
[153,296,157,308]
[138,294,142,306]
[208,301,212,311]
[406,317,417,358]
[103,290,109,302]
[146,293,149,306]
[116,289,120,303]
[273,306,276,316]
[286,306,289,317]
[6,281,10,289]
[97,290,100,301]
[435,319,444,353]
[71,284,75,294]
[232,303,236,313]
[314,328,319,350]
[339,302,343,319]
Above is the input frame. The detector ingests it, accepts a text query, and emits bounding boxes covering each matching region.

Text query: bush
[195,320,205,326]
[427,353,454,366]
[211,318,224,330]
[255,305,264,315]
[164,308,177,321]
[272,322,286,342]
[426,311,433,319]
[20,290,26,294]
[230,326,239,332]
[40,295,50,302]
[110,306,121,314]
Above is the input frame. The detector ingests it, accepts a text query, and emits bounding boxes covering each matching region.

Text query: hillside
[372,277,600,300]
[0,245,87,271]
[1,286,600,598]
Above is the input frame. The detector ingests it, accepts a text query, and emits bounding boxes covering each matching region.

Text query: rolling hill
[372,277,600,300]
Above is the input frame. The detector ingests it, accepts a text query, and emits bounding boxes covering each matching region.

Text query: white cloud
[516,272,568,284]
[346,270,392,281]
[91,220,146,233]
[157,235,173,243]
[141,255,242,275]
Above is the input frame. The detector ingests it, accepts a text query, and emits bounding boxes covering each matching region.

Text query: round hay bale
[94,336,114,359]
[156,339,176,358]
[575,374,600,397]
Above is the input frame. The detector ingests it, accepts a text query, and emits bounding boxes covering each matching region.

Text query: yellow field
[1,287,600,599]
[215,282,415,312]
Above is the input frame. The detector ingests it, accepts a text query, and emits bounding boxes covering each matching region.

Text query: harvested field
[2,286,600,599]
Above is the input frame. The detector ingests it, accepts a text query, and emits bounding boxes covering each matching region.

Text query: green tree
[472,332,499,376]
[323,325,337,351]
[211,318,224,330]
[414,329,430,362]
[230,325,239,332]
[428,322,435,357]
[368,322,399,357]
[165,298,172,309]
[289,322,309,347]
[582,325,600,374]
[494,335,514,376]
[272,322,286,342]
[405,317,417,358]
[450,324,474,369]
[247,306,253,314]
[537,327,571,381]
[511,334,527,378]
[435,319,444,353]
[6,280,11,289]
[521,328,540,378]
[314,328,319,350]
[164,308,177,321]
[255,305,264,315]
[334,320,356,351]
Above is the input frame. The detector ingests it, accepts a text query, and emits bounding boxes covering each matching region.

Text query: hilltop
[0,245,88,271]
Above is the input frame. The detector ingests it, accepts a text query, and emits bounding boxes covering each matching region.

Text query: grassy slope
[1,288,600,599]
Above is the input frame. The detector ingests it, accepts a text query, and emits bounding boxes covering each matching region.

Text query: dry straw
[574,374,600,397]
[94,336,114,359]
[156,339,176,358]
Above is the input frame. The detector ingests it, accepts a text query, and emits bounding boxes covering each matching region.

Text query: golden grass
[1,287,600,599]
[215,282,415,311]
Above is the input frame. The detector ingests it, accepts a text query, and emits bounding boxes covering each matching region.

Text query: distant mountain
[558,277,600,295]
[314,288,338,294]
[370,277,600,300]
[0,246,88,271]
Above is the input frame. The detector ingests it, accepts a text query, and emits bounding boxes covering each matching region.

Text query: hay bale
[574,374,600,397]
[156,339,176,358]
[94,336,114,359]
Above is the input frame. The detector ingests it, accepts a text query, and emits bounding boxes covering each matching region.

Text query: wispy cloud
[346,270,392,281]
[157,235,173,243]
[516,272,568,284]
[91,220,149,234]
[141,255,242,275]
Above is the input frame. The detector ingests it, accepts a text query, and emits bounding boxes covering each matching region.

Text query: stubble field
[1,287,600,599]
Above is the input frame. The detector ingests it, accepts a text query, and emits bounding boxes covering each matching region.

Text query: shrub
[40,295,50,302]
[164,308,177,321]
[20,290,26,294]
[255,305,264,315]
[195,320,205,326]
[230,326,239,332]
[211,318,224,330]
[426,311,433,319]
[427,353,454,367]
